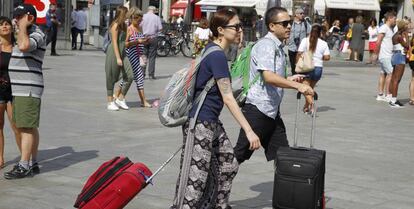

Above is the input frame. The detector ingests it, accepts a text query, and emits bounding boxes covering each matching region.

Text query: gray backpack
[158,46,222,127]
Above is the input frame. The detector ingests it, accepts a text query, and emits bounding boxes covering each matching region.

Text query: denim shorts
[379,58,393,74]
[391,52,406,66]
[302,67,323,81]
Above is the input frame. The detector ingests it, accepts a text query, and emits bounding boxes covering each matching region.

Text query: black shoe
[31,163,40,174]
[4,164,33,179]
[150,76,157,80]
[72,47,77,50]
[50,53,60,56]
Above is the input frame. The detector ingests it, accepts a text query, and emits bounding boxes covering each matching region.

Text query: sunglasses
[273,20,292,28]
[223,23,243,31]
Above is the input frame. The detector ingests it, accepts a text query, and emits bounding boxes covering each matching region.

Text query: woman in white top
[297,24,330,112]
[193,18,212,57]
[367,18,379,64]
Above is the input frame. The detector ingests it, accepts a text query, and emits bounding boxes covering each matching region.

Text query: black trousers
[71,27,77,49]
[234,104,289,164]
[72,28,85,49]
[49,26,58,54]
[288,50,298,75]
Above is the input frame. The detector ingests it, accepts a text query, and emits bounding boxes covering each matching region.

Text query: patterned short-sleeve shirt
[246,32,286,119]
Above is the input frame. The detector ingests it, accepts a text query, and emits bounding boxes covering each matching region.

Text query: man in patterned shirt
[234,7,314,165]
[4,4,46,179]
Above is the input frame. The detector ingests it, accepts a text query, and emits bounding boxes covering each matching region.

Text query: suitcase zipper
[78,157,121,196]
[76,158,132,207]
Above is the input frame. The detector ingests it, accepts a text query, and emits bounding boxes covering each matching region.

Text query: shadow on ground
[5,146,98,174]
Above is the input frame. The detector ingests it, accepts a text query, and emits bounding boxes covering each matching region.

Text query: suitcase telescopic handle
[294,92,318,148]
[144,146,181,185]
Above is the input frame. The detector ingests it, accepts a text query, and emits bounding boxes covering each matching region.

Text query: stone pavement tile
[325,197,373,209]
[325,182,365,193]
[372,201,414,209]
[326,190,385,206]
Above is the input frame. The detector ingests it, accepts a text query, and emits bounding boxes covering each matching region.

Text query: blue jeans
[302,67,323,81]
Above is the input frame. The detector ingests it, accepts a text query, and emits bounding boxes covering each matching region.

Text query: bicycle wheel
[181,39,194,58]
[157,37,171,57]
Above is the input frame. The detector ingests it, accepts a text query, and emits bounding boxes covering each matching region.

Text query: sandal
[141,102,152,108]
[409,100,414,105]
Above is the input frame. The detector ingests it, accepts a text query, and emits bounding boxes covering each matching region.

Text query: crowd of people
[0,4,46,179]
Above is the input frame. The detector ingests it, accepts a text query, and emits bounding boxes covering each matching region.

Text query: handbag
[295,40,315,73]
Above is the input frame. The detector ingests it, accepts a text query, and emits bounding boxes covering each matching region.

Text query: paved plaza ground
[0,48,413,209]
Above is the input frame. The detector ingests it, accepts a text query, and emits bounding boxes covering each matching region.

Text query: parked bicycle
[157,28,194,57]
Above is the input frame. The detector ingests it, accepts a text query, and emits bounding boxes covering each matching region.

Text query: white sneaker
[115,99,129,110]
[385,95,392,102]
[376,95,387,102]
[107,102,119,111]
[377,94,389,102]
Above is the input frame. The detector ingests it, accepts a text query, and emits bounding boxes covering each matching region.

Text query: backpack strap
[189,45,222,130]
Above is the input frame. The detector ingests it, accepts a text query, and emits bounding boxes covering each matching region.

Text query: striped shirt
[9,25,46,98]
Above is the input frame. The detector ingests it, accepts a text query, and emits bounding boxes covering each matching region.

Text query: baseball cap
[13,4,37,21]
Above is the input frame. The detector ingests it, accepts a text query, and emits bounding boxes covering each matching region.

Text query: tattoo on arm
[217,78,232,95]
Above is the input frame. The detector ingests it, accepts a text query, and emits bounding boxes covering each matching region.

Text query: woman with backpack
[297,24,330,112]
[104,6,133,111]
[170,9,261,209]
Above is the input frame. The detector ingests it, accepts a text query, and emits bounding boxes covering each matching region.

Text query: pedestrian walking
[344,18,354,60]
[45,3,61,56]
[170,9,261,209]
[367,18,379,64]
[233,7,314,166]
[123,7,151,108]
[350,16,365,62]
[375,11,396,102]
[389,20,409,108]
[297,24,330,112]
[193,18,211,57]
[105,6,133,111]
[71,6,78,50]
[327,20,341,50]
[287,8,311,75]
[141,6,163,80]
[74,6,88,50]
[0,16,20,170]
[4,4,46,179]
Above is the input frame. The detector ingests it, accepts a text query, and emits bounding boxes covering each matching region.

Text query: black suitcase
[273,92,326,209]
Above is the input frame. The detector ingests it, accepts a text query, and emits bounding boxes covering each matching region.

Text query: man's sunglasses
[223,23,243,31]
[273,20,293,28]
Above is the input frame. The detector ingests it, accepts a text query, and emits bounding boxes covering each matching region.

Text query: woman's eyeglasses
[273,20,292,28]
[223,23,243,31]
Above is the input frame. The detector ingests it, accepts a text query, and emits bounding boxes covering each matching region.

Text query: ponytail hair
[309,24,322,53]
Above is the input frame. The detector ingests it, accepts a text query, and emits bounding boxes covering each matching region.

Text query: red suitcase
[74,157,152,209]
[74,148,181,209]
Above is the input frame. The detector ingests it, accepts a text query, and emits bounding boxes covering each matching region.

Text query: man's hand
[245,130,261,150]
[17,15,31,29]
[288,74,306,83]
[298,83,314,96]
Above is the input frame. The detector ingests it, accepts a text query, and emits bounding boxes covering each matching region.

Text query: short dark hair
[209,9,237,38]
[265,7,288,30]
[384,11,396,21]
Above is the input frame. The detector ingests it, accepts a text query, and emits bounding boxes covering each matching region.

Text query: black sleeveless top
[0,52,12,102]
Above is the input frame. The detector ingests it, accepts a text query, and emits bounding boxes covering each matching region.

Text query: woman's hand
[116,58,123,66]
[245,130,261,150]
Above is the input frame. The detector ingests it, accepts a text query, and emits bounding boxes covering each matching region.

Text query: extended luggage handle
[141,146,182,185]
[294,92,318,148]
